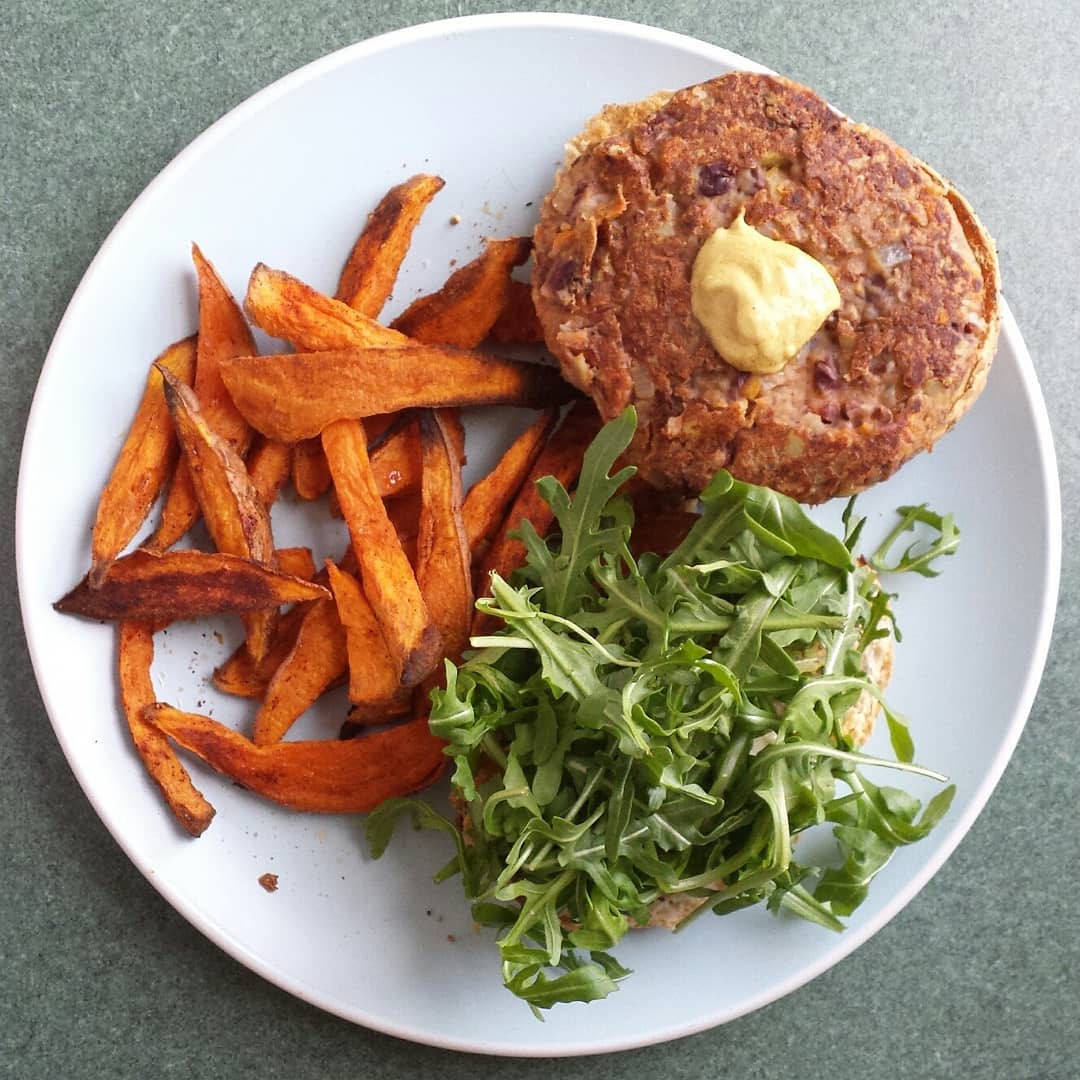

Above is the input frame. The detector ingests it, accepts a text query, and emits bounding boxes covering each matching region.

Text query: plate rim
[15,11,1063,1057]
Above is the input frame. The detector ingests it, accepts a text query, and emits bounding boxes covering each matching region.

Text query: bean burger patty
[532,73,999,503]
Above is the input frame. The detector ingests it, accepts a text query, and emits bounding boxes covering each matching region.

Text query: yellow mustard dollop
[690,210,841,375]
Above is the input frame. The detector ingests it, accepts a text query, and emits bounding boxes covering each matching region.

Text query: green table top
[3,2,1078,1076]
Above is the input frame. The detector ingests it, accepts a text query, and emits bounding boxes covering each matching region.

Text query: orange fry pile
[54,174,601,837]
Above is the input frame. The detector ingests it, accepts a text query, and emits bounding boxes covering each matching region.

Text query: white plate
[16,12,1060,1058]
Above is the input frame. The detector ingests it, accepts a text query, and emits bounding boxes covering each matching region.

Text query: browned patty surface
[532,73,999,502]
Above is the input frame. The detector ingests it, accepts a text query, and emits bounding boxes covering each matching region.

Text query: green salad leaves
[367,408,956,1013]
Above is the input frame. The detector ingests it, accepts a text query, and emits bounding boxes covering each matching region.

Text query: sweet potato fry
[161,367,279,661]
[150,246,257,549]
[291,437,333,500]
[118,622,215,836]
[462,407,558,558]
[487,280,546,345]
[339,698,413,736]
[325,561,405,710]
[212,601,308,699]
[245,263,408,351]
[441,406,467,466]
[149,467,200,553]
[416,410,473,663]
[246,435,292,509]
[368,419,421,499]
[89,336,197,587]
[245,264,417,496]
[275,547,316,581]
[211,548,352,698]
[336,174,445,316]
[252,594,348,745]
[161,369,275,562]
[368,413,462,499]
[391,237,532,348]
[146,705,445,813]
[220,347,574,442]
[472,401,601,634]
[321,419,440,686]
[386,492,421,566]
[55,549,328,623]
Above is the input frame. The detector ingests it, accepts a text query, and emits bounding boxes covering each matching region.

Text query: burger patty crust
[532,73,1000,503]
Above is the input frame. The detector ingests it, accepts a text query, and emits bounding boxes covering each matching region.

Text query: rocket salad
[367,408,955,1012]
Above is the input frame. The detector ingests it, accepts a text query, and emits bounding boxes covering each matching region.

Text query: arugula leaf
[516,406,637,617]
[870,504,960,577]
[375,410,956,1012]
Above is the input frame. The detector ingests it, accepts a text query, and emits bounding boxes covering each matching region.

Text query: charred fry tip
[176,803,216,837]
[155,362,182,398]
[398,623,444,688]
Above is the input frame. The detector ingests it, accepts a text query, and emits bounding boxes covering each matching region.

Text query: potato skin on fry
[220,346,576,442]
[146,705,445,813]
[56,549,329,623]
[89,336,196,588]
[118,622,215,836]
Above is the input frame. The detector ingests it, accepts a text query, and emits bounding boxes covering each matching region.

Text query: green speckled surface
[2,2,1078,1076]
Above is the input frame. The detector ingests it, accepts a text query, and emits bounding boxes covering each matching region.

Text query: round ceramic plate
[17,13,1060,1058]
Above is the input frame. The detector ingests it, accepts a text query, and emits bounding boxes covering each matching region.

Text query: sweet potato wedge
[275,546,316,581]
[472,401,601,634]
[220,347,574,442]
[118,622,215,836]
[161,367,279,661]
[89,336,197,587]
[369,419,421,499]
[462,407,558,558]
[487,280,546,345]
[245,263,408,351]
[416,410,473,663]
[386,492,422,566]
[292,437,333,500]
[211,601,306,699]
[55,549,328,623]
[211,545,354,698]
[252,594,348,745]
[246,435,293,509]
[336,174,445,316]
[147,705,445,813]
[149,466,201,553]
[150,246,257,549]
[321,419,440,686]
[161,369,276,563]
[325,561,405,709]
[339,698,413,736]
[391,237,532,348]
